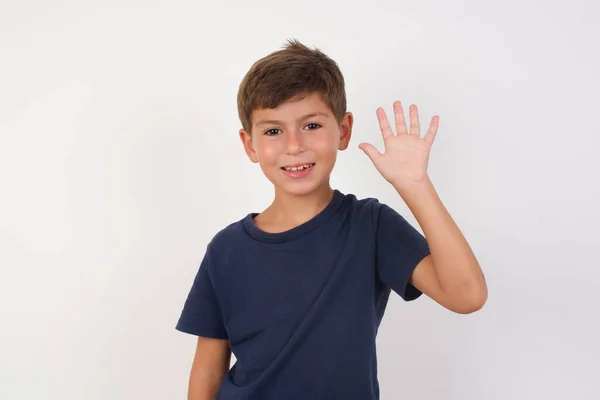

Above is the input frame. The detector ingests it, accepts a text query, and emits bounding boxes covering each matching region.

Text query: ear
[338,112,353,151]
[239,129,259,163]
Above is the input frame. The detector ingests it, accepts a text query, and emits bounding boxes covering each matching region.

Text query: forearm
[395,178,487,301]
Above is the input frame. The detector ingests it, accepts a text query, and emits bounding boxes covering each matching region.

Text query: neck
[263,182,334,230]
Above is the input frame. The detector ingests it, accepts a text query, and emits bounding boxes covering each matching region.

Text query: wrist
[392,175,434,198]
[393,176,442,215]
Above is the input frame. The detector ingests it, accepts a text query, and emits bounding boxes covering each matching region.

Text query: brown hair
[237,39,347,134]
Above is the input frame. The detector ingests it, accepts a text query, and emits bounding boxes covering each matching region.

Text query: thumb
[358,142,382,163]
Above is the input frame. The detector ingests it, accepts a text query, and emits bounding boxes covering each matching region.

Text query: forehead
[252,94,333,127]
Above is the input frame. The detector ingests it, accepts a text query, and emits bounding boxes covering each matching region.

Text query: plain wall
[1,0,599,398]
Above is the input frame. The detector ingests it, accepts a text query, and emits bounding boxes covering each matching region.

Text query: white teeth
[283,164,313,171]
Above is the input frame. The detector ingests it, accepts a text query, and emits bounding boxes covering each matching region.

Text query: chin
[272,177,328,198]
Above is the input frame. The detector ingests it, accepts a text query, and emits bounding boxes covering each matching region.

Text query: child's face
[240,93,353,197]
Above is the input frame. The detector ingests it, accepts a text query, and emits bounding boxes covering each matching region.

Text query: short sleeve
[176,253,228,339]
[376,203,430,301]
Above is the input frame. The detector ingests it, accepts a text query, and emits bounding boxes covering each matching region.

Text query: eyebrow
[255,112,330,127]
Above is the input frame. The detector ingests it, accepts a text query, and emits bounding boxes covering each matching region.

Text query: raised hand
[359,101,439,191]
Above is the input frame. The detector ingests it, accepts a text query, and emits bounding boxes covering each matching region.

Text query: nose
[285,130,306,155]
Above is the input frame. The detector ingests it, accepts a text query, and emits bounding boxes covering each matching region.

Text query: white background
[1,0,599,399]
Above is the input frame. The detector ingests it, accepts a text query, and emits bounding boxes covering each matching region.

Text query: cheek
[255,140,283,165]
[312,133,338,156]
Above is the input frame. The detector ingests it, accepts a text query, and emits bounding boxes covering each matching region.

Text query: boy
[176,39,487,399]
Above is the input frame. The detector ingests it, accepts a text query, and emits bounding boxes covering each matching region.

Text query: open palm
[359,101,439,190]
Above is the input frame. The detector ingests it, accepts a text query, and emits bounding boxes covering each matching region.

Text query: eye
[305,123,322,130]
[264,128,281,136]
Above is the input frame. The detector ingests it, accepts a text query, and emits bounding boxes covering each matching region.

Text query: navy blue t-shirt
[176,189,430,399]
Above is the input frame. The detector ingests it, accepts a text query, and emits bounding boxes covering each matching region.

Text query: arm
[398,178,487,314]
[187,337,231,400]
[360,101,487,313]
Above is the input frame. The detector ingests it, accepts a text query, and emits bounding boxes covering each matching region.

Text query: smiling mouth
[281,163,315,172]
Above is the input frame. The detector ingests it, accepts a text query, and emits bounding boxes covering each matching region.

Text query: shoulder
[340,191,415,238]
[341,191,387,217]
[203,217,248,264]
[341,191,377,208]
[212,218,246,245]
[339,191,390,233]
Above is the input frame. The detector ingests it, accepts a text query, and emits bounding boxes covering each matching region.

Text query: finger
[423,115,440,145]
[393,101,408,135]
[376,107,395,140]
[358,142,382,162]
[409,104,420,136]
